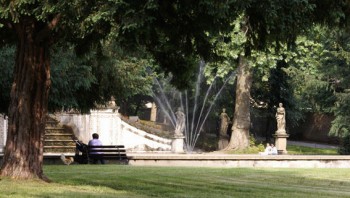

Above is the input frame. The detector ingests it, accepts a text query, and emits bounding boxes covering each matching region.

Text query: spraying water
[153,61,235,152]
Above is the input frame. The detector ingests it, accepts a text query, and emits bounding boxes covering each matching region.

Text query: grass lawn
[1,165,350,197]
[287,145,338,155]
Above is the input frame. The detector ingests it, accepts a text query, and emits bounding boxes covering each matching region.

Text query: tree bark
[224,54,252,150]
[0,18,51,180]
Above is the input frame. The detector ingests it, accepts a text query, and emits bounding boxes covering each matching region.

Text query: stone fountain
[153,60,235,153]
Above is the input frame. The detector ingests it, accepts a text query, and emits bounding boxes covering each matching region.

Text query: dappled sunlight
[37,165,350,198]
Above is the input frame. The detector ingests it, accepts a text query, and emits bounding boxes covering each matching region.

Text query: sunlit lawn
[287,145,338,155]
[1,165,350,197]
[225,143,338,155]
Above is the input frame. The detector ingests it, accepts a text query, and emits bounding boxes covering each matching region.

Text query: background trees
[287,27,350,138]
[210,1,349,151]
[0,1,238,180]
[0,0,349,180]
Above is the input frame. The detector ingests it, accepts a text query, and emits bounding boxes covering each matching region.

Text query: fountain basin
[128,153,350,168]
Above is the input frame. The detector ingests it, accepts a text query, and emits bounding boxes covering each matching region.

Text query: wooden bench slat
[88,145,125,148]
[89,154,128,158]
[74,143,128,164]
[88,149,126,152]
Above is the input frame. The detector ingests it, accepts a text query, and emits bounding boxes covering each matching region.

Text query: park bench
[74,141,129,164]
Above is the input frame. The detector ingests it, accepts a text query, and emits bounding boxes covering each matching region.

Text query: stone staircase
[44,117,75,153]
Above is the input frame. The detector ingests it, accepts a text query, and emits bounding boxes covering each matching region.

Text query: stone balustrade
[56,109,171,152]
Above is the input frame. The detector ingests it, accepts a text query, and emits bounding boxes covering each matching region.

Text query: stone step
[45,126,64,130]
[45,134,73,140]
[45,131,67,135]
[46,120,59,127]
[45,132,72,135]
[44,146,75,153]
[44,140,75,146]
[45,128,66,134]
[44,116,76,153]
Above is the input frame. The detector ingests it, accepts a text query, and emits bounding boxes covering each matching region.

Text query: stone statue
[218,108,230,150]
[175,108,185,137]
[275,103,286,133]
[219,108,230,137]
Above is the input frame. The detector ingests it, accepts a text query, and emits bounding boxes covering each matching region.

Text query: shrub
[338,135,350,155]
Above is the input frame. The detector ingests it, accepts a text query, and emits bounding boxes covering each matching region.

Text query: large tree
[0,45,14,113]
[0,1,237,180]
[223,1,349,150]
[0,1,117,180]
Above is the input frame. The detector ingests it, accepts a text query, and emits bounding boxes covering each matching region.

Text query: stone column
[150,102,157,122]
[0,115,7,153]
[273,133,289,154]
[172,136,185,153]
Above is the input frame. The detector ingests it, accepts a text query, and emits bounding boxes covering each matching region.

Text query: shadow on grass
[42,165,350,198]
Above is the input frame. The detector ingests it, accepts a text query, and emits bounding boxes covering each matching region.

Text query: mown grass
[224,141,338,155]
[1,165,350,197]
[287,145,338,155]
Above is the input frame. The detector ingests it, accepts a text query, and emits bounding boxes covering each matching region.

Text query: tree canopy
[1,0,350,180]
[0,0,239,180]
[203,0,350,150]
[286,26,350,137]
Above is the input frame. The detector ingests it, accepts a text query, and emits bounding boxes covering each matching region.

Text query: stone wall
[0,110,172,153]
[295,113,338,144]
[129,154,350,168]
[56,109,171,151]
[0,115,7,153]
[251,112,338,144]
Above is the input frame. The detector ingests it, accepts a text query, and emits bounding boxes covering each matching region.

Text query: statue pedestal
[172,136,185,153]
[218,136,229,150]
[273,133,289,154]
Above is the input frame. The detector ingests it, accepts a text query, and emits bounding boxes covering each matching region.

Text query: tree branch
[35,14,62,44]
[48,14,61,30]
[0,18,13,30]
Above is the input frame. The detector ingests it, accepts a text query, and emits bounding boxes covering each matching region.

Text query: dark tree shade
[0,1,238,180]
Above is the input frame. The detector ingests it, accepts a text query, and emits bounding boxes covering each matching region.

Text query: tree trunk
[0,18,51,180]
[224,54,252,150]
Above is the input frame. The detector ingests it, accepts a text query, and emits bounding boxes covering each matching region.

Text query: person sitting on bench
[88,133,105,164]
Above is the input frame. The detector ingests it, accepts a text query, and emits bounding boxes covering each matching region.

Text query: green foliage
[331,92,350,136]
[322,30,350,137]
[206,14,286,83]
[101,42,155,102]
[285,27,350,137]
[0,1,244,112]
[0,45,14,114]
[0,0,118,45]
[49,44,96,112]
[247,135,265,153]
[283,28,335,113]
[95,41,156,115]
[0,43,155,114]
[227,136,265,154]
[338,135,350,155]
[207,15,304,130]
[0,44,97,113]
[50,42,156,113]
[195,134,219,152]
[115,1,240,89]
